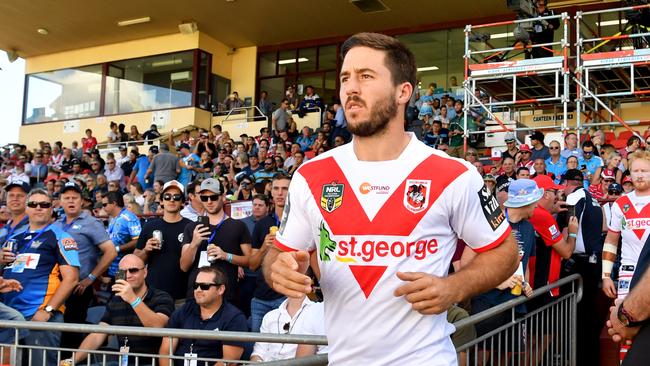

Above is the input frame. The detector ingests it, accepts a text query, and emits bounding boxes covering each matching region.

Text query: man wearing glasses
[56,181,117,351]
[135,180,192,302]
[102,191,142,280]
[579,140,604,188]
[272,98,291,132]
[159,266,247,366]
[63,254,174,366]
[104,158,125,189]
[2,189,80,366]
[180,178,251,307]
[545,140,567,184]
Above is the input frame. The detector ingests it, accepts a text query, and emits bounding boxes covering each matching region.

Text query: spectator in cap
[529,131,550,161]
[502,132,519,162]
[579,140,603,188]
[603,183,623,227]
[0,181,30,250]
[142,124,161,142]
[545,140,567,184]
[197,131,216,159]
[561,168,607,365]
[145,144,180,184]
[178,143,200,187]
[516,144,534,173]
[483,174,497,194]
[561,132,583,160]
[622,175,634,193]
[588,168,616,201]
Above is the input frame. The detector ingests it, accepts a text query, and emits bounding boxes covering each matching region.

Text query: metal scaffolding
[463,11,570,151]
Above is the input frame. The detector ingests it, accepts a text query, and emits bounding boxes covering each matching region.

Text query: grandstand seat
[604,131,615,143]
[611,139,627,149]
[618,130,634,141]
[305,150,316,160]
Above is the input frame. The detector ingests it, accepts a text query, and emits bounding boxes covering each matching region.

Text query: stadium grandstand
[1,0,650,365]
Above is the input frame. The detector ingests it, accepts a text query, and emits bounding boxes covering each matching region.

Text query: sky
[0,50,25,146]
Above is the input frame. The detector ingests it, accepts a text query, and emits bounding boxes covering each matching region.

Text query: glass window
[259,77,285,109]
[258,52,277,77]
[318,45,337,70]
[298,47,317,72]
[104,51,194,115]
[197,51,211,110]
[24,65,102,124]
[278,50,298,75]
[211,74,231,112]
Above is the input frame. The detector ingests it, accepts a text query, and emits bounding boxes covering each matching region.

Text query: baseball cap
[60,181,82,194]
[519,144,532,152]
[483,174,497,183]
[149,145,159,154]
[199,178,222,195]
[179,143,190,150]
[504,132,516,143]
[505,179,544,208]
[608,183,623,195]
[601,168,615,180]
[200,132,209,138]
[623,176,633,184]
[530,131,545,142]
[162,180,184,194]
[4,181,30,193]
[563,169,584,182]
[533,175,564,191]
[118,145,127,151]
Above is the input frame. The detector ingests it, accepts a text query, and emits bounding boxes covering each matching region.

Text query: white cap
[162,180,184,194]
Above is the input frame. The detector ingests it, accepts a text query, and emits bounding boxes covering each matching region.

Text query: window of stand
[23,49,217,124]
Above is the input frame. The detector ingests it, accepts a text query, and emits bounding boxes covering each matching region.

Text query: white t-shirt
[275,133,511,365]
[609,191,650,266]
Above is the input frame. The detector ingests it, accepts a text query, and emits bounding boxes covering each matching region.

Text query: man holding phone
[180,178,251,307]
[64,254,174,366]
[135,180,192,302]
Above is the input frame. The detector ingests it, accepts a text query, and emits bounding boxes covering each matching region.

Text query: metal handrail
[453,273,583,330]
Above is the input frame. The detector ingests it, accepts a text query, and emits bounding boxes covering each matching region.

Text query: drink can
[2,241,13,252]
[152,230,163,248]
[207,244,217,262]
[61,359,73,366]
[269,226,278,235]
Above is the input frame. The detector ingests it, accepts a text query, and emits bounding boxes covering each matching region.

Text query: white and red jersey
[608,191,650,266]
[275,134,511,366]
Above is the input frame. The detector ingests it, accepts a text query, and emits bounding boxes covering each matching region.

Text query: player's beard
[346,93,397,137]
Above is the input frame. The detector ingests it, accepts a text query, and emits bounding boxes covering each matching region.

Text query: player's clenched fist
[269,250,312,298]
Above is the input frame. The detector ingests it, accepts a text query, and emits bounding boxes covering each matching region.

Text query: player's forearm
[74,332,108,363]
[249,248,268,271]
[180,244,199,272]
[448,234,518,302]
[92,243,117,278]
[133,303,168,328]
[120,238,138,253]
[263,246,282,288]
[623,268,650,321]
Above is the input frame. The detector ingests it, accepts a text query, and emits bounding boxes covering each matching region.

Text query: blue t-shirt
[178,153,200,187]
[579,156,603,188]
[2,225,81,318]
[423,128,449,148]
[475,218,536,313]
[107,209,141,276]
[167,299,248,365]
[133,155,151,189]
[545,157,567,184]
[54,211,111,279]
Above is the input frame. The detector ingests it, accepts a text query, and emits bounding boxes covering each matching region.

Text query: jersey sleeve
[56,231,81,267]
[127,217,142,238]
[609,199,624,233]
[274,172,317,252]
[449,169,511,253]
[530,208,563,246]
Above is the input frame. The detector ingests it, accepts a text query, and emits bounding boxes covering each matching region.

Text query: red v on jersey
[299,154,467,298]
[617,195,650,240]
[299,155,468,236]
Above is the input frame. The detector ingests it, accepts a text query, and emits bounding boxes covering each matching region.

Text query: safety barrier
[455,273,582,366]
[0,320,328,365]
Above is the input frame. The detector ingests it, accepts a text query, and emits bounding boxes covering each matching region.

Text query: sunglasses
[27,201,52,209]
[608,190,621,195]
[200,194,220,202]
[583,151,593,155]
[549,147,560,150]
[102,202,111,207]
[163,193,183,201]
[193,282,221,290]
[119,267,144,274]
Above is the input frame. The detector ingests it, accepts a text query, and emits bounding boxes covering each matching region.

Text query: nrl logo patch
[321,182,344,213]
[623,204,630,213]
[404,179,431,213]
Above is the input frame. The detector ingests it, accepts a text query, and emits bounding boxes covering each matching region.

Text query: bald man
[62,255,174,366]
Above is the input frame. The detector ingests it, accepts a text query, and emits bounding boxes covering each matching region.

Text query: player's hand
[394,272,458,315]
[568,216,579,234]
[607,299,640,344]
[238,266,245,280]
[523,282,533,297]
[602,277,617,299]
[73,277,94,295]
[270,250,312,298]
[112,279,137,304]
[208,245,226,260]
[191,224,211,246]
[263,233,276,249]
[144,238,161,252]
[0,278,22,293]
[1,248,16,265]
[496,274,522,290]
[31,309,52,322]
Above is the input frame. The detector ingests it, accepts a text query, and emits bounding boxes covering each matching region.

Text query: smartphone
[197,216,210,227]
[115,269,126,282]
[581,165,587,171]
[567,205,576,218]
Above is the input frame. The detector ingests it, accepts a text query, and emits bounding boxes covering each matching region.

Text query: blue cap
[504,179,544,208]
[4,180,30,193]
[608,183,623,194]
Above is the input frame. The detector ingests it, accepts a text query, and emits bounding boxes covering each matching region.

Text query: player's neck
[352,127,411,162]
[635,188,650,197]
[65,211,81,223]
[10,213,26,226]
[274,206,284,219]
[28,221,49,231]
[506,209,526,223]
[163,211,182,223]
